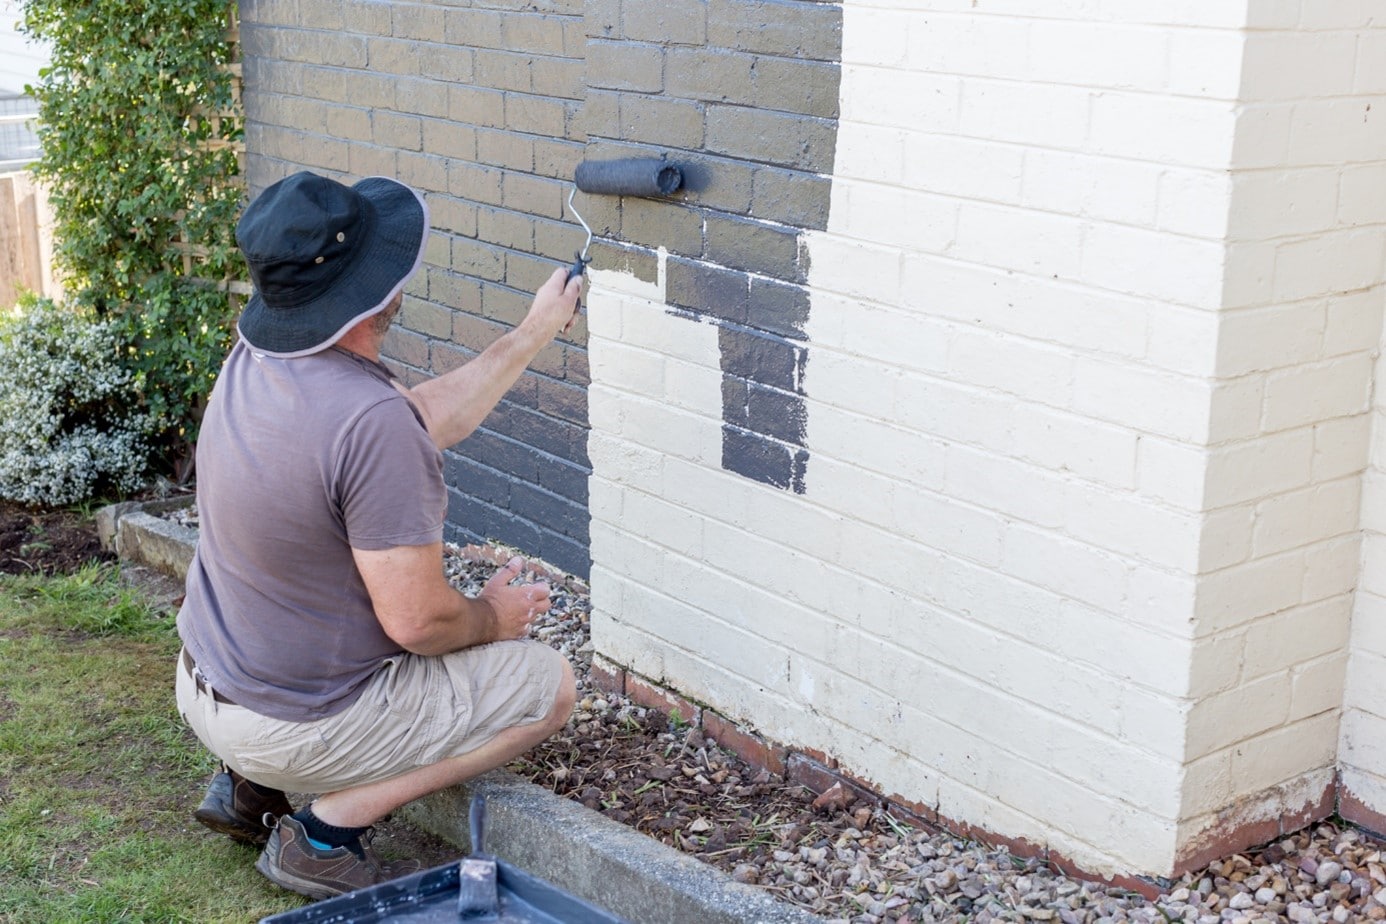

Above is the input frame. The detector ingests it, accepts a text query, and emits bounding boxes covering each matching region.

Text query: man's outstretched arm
[402,267,581,450]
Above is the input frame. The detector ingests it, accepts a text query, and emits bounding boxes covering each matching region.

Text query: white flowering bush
[0,297,154,506]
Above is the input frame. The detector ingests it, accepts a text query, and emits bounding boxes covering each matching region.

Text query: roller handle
[567,251,589,284]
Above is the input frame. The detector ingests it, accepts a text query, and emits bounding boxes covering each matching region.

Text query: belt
[182,648,236,706]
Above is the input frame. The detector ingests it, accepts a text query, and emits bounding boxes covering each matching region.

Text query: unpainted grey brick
[453,238,509,284]
[753,56,840,119]
[508,250,568,295]
[587,41,664,93]
[505,92,570,137]
[400,298,453,340]
[535,376,589,426]
[306,66,396,107]
[618,197,704,259]
[530,56,585,100]
[474,49,536,93]
[450,161,506,206]
[445,8,506,48]
[533,136,586,180]
[477,129,536,171]
[561,17,587,56]
[419,44,475,84]
[429,196,480,239]
[425,233,452,269]
[747,276,810,339]
[502,172,568,220]
[292,132,352,171]
[586,0,621,38]
[383,326,430,370]
[665,47,755,104]
[477,206,537,251]
[623,0,708,46]
[296,33,369,68]
[564,343,591,386]
[450,432,539,488]
[452,310,509,352]
[297,0,346,31]
[619,95,705,149]
[344,0,392,35]
[445,455,514,508]
[586,240,660,287]
[706,105,835,173]
[397,150,449,193]
[492,403,584,461]
[510,481,587,542]
[574,89,620,143]
[704,214,801,280]
[538,455,591,508]
[428,267,483,314]
[392,4,445,40]
[422,119,478,160]
[430,339,481,378]
[277,96,329,132]
[666,257,749,323]
[449,85,507,130]
[535,216,591,269]
[480,281,533,327]
[707,0,843,62]
[526,337,572,381]
[504,14,570,56]
[325,104,372,141]
[367,36,422,75]
[396,77,452,119]
[373,110,423,152]
[750,166,830,229]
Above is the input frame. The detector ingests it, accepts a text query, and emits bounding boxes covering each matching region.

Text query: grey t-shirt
[177,339,445,722]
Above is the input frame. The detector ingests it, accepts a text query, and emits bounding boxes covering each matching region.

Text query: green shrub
[21,0,245,474]
[0,297,155,506]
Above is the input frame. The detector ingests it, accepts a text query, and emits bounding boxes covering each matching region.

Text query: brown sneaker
[254,814,423,900]
[193,768,293,846]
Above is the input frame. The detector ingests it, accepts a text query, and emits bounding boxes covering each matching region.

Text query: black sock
[293,804,369,859]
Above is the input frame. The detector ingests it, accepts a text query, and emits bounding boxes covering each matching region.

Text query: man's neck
[333,324,382,362]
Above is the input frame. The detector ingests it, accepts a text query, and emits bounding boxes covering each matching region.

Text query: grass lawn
[0,564,307,923]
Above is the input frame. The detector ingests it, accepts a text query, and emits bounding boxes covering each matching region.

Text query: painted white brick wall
[588,0,1386,878]
[1194,3,1385,859]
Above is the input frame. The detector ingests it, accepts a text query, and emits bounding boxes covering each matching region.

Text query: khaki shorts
[175,640,566,793]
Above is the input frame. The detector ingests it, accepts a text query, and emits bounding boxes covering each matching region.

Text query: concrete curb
[97,501,824,924]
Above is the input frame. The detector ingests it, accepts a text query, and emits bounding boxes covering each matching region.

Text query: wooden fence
[0,169,57,308]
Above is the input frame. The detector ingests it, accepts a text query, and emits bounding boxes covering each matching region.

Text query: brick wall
[236,0,1386,881]
[239,0,593,575]
[1181,5,1385,865]
[586,1,1386,879]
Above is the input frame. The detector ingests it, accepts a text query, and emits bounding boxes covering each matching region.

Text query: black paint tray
[258,856,630,924]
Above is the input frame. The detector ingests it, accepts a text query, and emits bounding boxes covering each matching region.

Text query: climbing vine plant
[21,0,245,478]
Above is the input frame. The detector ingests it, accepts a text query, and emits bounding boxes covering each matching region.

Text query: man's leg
[254,657,576,899]
[312,657,575,827]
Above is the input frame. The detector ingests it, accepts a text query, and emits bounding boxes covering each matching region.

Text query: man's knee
[543,657,577,732]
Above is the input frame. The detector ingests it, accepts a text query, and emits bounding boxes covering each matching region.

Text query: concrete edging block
[401,773,824,924]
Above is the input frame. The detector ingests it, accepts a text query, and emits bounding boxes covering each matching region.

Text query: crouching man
[175,171,579,899]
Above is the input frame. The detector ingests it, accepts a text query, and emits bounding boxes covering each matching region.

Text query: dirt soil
[0,501,115,575]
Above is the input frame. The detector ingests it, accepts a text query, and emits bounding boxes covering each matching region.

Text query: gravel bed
[158,502,1386,923]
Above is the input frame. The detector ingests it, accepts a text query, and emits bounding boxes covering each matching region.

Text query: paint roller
[564,157,685,282]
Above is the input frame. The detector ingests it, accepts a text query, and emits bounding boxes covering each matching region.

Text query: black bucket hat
[235,172,428,357]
